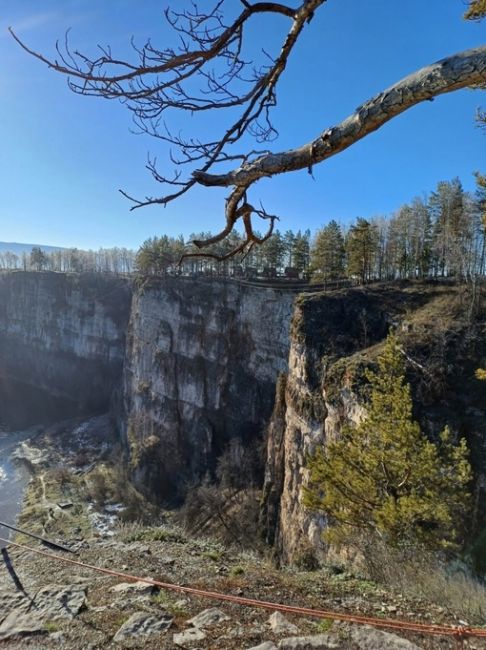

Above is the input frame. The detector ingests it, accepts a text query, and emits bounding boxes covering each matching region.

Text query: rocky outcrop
[263,284,486,562]
[121,276,293,501]
[0,272,132,428]
[2,271,485,557]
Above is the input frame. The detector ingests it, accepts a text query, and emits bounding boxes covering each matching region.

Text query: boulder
[278,625,423,649]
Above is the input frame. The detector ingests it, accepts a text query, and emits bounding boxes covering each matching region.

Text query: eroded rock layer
[121,277,293,501]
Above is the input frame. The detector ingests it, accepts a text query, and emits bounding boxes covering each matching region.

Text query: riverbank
[0,429,36,545]
[10,414,157,547]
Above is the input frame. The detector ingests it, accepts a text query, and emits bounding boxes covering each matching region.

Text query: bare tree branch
[193,46,486,188]
[9,2,485,258]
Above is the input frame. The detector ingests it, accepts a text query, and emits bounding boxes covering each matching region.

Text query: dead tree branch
[9,2,486,257]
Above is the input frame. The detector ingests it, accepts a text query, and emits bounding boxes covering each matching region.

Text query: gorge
[0,270,485,562]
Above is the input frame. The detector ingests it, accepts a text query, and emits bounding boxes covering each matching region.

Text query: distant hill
[0,242,64,255]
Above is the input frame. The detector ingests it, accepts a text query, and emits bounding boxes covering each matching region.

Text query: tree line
[311,175,486,283]
[0,246,136,274]
[2,175,485,282]
[135,175,486,282]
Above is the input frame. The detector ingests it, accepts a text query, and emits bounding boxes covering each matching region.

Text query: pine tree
[304,334,471,551]
[283,230,296,269]
[309,220,345,282]
[261,230,285,270]
[29,246,48,271]
[345,218,379,283]
[292,230,311,273]
[429,178,470,278]
[465,0,486,20]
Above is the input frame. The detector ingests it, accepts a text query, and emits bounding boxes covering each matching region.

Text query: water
[0,430,32,546]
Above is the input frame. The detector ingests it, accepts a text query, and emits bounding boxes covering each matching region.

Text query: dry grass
[363,540,486,624]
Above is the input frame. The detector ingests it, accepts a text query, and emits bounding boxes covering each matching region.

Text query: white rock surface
[113,611,172,641]
[0,612,46,641]
[187,607,231,628]
[173,627,207,647]
[268,611,300,635]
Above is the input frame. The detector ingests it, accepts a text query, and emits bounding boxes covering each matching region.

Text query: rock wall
[0,272,132,427]
[2,272,484,558]
[121,276,293,502]
[263,284,486,562]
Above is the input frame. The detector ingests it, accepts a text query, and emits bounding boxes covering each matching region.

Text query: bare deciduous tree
[10,1,486,258]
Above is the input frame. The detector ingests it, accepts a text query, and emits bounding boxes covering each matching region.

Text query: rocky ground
[0,417,485,649]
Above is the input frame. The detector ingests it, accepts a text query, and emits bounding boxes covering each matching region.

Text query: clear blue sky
[1,1,484,249]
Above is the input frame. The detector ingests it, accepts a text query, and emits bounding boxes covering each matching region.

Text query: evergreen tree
[345,218,379,283]
[410,197,433,278]
[283,230,296,269]
[304,334,471,551]
[29,246,48,271]
[292,230,311,273]
[464,0,486,20]
[429,178,469,277]
[475,173,486,275]
[309,220,345,281]
[261,230,285,270]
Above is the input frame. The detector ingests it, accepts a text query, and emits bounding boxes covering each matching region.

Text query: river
[0,430,32,546]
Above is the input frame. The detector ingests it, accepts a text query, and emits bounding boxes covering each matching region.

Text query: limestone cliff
[0,272,132,428]
[121,276,293,502]
[1,272,485,560]
[262,283,486,562]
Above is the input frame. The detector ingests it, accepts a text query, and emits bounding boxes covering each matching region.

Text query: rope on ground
[0,520,74,553]
[1,536,485,641]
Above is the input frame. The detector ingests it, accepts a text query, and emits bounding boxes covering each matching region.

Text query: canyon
[0,271,485,561]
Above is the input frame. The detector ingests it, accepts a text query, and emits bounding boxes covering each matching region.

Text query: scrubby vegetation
[305,334,472,551]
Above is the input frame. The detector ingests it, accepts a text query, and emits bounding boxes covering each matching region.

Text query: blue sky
[0,1,484,249]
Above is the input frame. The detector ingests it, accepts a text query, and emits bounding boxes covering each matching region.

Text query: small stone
[113,611,172,641]
[278,634,340,649]
[187,607,230,628]
[110,581,154,596]
[173,627,207,647]
[246,643,278,650]
[345,624,424,649]
[268,611,300,635]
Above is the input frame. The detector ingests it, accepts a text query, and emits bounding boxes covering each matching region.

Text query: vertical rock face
[0,272,132,427]
[263,285,486,563]
[3,272,485,559]
[264,289,391,562]
[121,277,294,502]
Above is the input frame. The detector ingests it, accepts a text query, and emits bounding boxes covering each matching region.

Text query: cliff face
[0,272,293,503]
[121,277,293,502]
[2,272,485,560]
[0,272,132,428]
[262,284,486,562]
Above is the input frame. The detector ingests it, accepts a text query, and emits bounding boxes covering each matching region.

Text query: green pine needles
[304,334,472,551]
[464,0,486,21]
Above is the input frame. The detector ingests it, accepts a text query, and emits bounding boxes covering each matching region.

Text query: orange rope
[1,536,485,640]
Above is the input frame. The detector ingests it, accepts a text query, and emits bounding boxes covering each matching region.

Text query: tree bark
[193,46,486,188]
